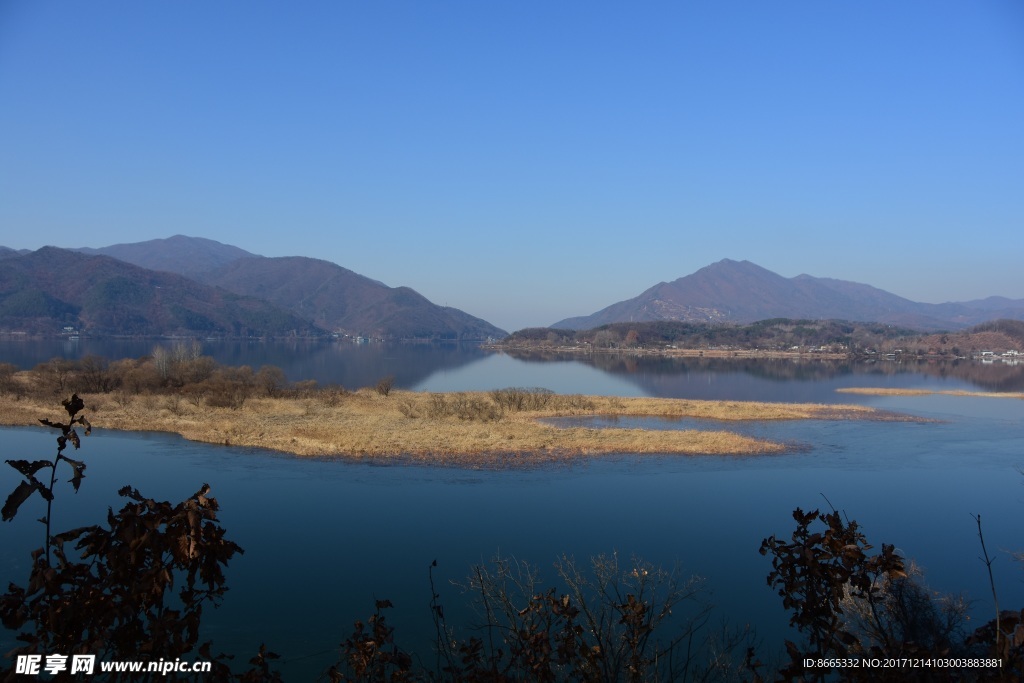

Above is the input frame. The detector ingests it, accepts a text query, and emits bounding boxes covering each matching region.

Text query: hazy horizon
[2,2,1022,331]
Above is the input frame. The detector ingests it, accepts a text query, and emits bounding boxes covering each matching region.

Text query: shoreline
[0,390,920,461]
[837,387,1024,399]
[486,344,852,360]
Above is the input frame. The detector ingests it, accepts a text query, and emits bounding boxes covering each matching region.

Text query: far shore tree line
[501,319,1024,357]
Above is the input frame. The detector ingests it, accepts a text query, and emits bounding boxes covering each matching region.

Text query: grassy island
[0,388,917,462]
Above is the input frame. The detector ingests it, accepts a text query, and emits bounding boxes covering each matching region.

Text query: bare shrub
[375,375,395,397]
[78,355,118,393]
[490,387,526,411]
[333,600,411,681]
[397,400,419,419]
[451,393,502,421]
[255,365,287,398]
[317,384,348,407]
[550,393,595,412]
[151,344,171,382]
[290,379,319,398]
[204,390,243,410]
[163,394,184,416]
[178,355,216,386]
[490,387,554,412]
[0,363,21,398]
[87,395,107,413]
[183,385,205,407]
[200,366,255,410]
[118,360,162,394]
[152,341,211,387]
[30,358,76,398]
[422,393,501,421]
[427,393,450,418]
[840,560,969,656]
[592,329,621,348]
[437,552,713,681]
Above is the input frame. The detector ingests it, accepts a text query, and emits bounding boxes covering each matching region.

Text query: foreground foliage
[1,485,241,676]
[760,508,1024,681]
[0,397,264,682]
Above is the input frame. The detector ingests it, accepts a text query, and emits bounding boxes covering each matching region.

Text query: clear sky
[1,1,1022,332]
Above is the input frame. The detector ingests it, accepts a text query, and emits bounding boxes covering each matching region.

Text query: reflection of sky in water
[414,353,648,396]
[863,394,1024,422]
[412,351,1019,403]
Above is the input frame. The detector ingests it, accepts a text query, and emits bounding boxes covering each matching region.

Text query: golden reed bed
[0,390,918,461]
[836,388,1024,400]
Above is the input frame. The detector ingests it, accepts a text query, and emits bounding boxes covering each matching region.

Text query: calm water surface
[4,338,1023,397]
[1,341,1022,678]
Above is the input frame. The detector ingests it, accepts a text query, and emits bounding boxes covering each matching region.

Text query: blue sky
[1,1,1022,332]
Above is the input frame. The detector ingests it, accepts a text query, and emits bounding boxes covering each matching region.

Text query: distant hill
[76,235,257,278]
[4,235,506,340]
[949,296,1024,325]
[0,247,318,337]
[553,259,1024,331]
[0,246,31,259]
[504,318,1024,360]
[970,319,1024,344]
[196,256,506,340]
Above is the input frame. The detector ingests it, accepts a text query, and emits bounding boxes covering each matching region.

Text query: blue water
[1,351,1022,678]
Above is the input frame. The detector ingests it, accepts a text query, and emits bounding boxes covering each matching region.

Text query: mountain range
[0,236,505,339]
[553,259,1024,331]
[0,246,318,337]
[2,239,1021,338]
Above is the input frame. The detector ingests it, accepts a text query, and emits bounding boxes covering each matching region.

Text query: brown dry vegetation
[0,351,924,462]
[837,387,1024,399]
[912,330,1023,355]
[0,388,907,462]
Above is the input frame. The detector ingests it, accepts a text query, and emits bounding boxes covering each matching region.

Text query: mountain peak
[552,260,1024,331]
[705,258,767,271]
[76,235,257,278]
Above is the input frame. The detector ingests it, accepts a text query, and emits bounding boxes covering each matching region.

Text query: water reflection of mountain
[921,360,1024,392]
[209,340,491,389]
[500,350,1024,399]
[0,339,490,391]
[5,339,1021,398]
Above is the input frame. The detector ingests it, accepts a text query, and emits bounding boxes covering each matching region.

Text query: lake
[1,340,1022,678]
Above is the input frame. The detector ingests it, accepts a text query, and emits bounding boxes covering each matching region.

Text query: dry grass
[836,387,1024,400]
[0,390,909,461]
